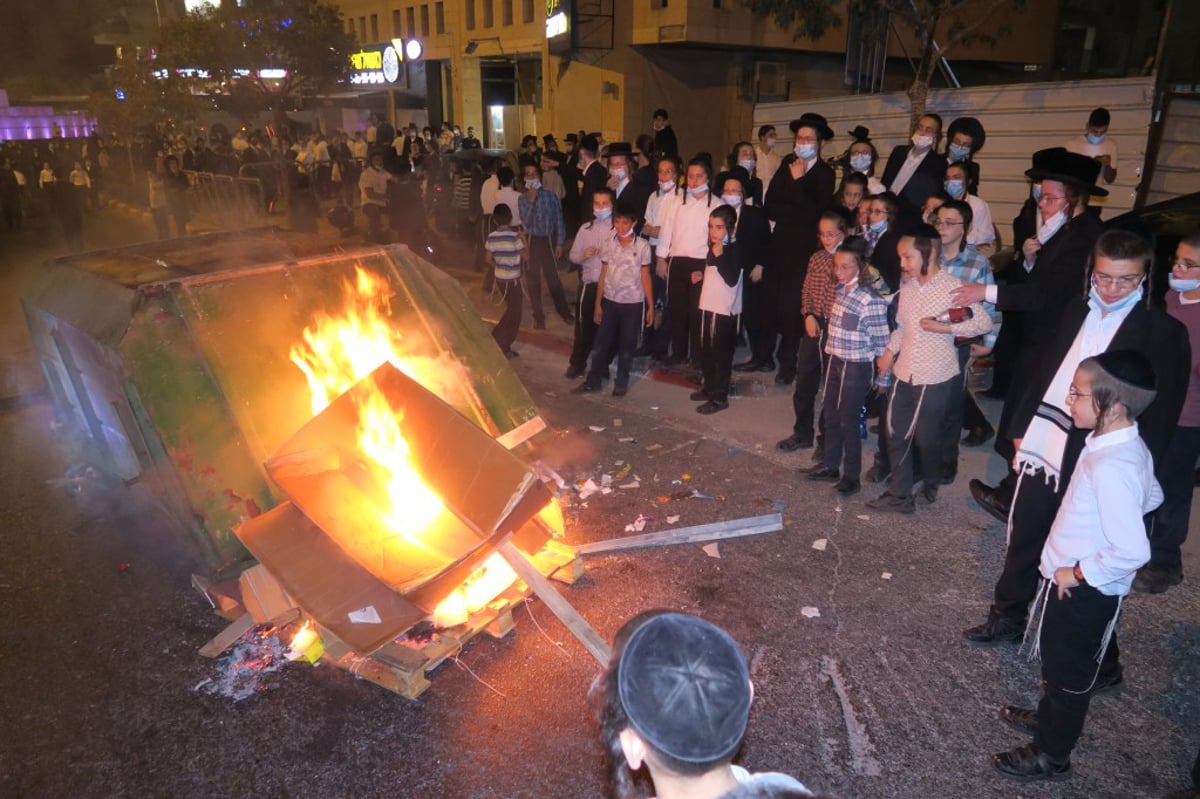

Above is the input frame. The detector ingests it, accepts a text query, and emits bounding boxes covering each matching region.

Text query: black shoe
[969,479,1010,523]
[776,434,813,452]
[962,426,995,447]
[774,372,796,386]
[732,360,761,372]
[917,483,938,504]
[1091,667,1124,696]
[612,385,627,397]
[757,362,776,373]
[565,365,586,379]
[696,399,728,415]
[940,472,956,486]
[864,491,914,515]
[962,615,1023,646]
[807,465,840,482]
[689,389,710,401]
[834,477,860,495]
[864,465,889,483]
[571,382,599,395]
[991,743,1070,782]
[999,705,1038,736]
[1132,564,1184,594]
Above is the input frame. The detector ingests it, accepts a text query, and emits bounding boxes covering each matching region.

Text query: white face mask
[687,184,708,198]
[737,158,755,173]
[1169,275,1200,292]
[1036,210,1068,244]
[765,137,777,149]
[659,179,676,193]
[611,167,627,182]
[722,193,743,208]
[1089,280,1143,313]
[594,207,612,220]
[526,179,541,190]
[849,154,872,173]
[911,133,934,150]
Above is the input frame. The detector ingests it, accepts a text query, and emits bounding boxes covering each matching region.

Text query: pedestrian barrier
[184,169,268,229]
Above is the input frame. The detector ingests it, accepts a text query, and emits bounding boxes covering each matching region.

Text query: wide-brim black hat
[579,134,601,153]
[947,116,986,151]
[564,133,579,143]
[714,169,748,198]
[790,113,834,141]
[847,125,871,142]
[1026,147,1109,196]
[542,133,557,145]
[605,141,634,157]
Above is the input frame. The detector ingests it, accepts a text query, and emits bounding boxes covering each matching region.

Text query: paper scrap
[618,436,636,443]
[650,406,660,411]
[812,538,828,551]
[681,473,692,481]
[672,479,682,485]
[578,478,600,500]
[619,480,640,489]
[800,607,821,619]
[601,487,613,495]
[614,463,632,480]
[614,460,624,466]
[666,515,680,524]
[589,425,606,432]
[881,572,893,580]
[646,443,663,452]
[689,489,716,500]
[624,515,648,533]
[601,473,613,486]
[702,543,721,559]
[613,418,623,427]
[856,514,870,521]
[348,606,382,624]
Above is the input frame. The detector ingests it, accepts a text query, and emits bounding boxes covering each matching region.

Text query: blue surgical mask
[737,158,755,173]
[594,207,612,220]
[849,154,871,173]
[721,193,742,208]
[868,219,887,234]
[611,167,627,182]
[945,179,965,199]
[1089,280,1143,313]
[948,143,971,162]
[526,179,541,190]
[794,144,817,161]
[687,184,708,198]
[721,234,730,245]
[1086,132,1106,145]
[1169,275,1200,292]
[1031,183,1042,201]
[659,179,676,193]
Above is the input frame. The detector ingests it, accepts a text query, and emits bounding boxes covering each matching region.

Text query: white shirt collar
[1084,423,1140,452]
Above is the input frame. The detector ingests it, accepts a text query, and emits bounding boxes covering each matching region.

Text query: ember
[196,626,289,702]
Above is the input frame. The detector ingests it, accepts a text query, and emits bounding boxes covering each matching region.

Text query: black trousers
[570,281,600,372]
[792,328,828,440]
[525,235,571,323]
[667,256,704,362]
[775,331,800,382]
[822,357,873,481]
[643,243,668,355]
[588,299,643,389]
[1035,583,1122,762]
[699,311,738,402]
[886,377,953,498]
[1149,425,1200,570]
[994,470,1067,621]
[491,278,522,354]
[939,346,992,478]
[741,278,774,366]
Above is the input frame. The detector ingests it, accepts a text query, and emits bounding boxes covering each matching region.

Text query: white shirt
[495,186,523,226]
[480,174,500,215]
[1040,424,1161,596]
[1080,293,1138,357]
[964,193,995,246]
[889,147,929,195]
[755,144,781,193]
[358,165,389,207]
[1065,134,1118,165]
[657,192,724,260]
[644,187,681,247]
[569,219,614,284]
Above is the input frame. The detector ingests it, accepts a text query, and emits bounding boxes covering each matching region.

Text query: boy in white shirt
[991,350,1162,782]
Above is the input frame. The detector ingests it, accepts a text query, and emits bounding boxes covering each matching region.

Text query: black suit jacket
[870,229,902,293]
[881,145,947,222]
[654,125,679,160]
[1008,298,1191,477]
[615,178,652,225]
[579,159,609,223]
[735,204,771,270]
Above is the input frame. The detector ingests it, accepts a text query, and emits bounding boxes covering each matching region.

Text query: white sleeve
[658,202,678,259]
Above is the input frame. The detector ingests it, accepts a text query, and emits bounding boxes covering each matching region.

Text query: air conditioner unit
[755,62,788,102]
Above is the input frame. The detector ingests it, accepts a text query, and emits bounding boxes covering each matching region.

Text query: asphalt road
[1,210,1198,799]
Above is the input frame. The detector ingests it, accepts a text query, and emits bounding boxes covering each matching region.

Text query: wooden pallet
[318,540,581,699]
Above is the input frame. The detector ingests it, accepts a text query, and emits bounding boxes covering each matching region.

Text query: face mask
[687,184,708,198]
[825,240,841,255]
[765,137,777,149]
[1086,132,1106,145]
[948,143,970,162]
[1031,183,1042,201]
[1168,275,1200,292]
[737,158,755,173]
[944,179,965,199]
[611,167,627,182]
[911,133,934,150]
[849,154,871,173]
[720,234,730,245]
[659,179,676,193]
[794,144,817,161]
[722,193,743,208]
[868,219,887,234]
[526,179,541,190]
[1036,210,1068,244]
[1089,280,1143,313]
[594,207,612,221]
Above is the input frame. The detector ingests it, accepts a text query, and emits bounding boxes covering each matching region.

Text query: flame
[431,553,519,628]
[290,620,317,652]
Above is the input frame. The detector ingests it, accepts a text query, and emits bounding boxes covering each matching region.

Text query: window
[522,0,534,23]
[406,8,416,36]
[502,0,512,25]
[465,0,475,30]
[392,9,401,36]
[358,16,366,41]
[345,18,354,36]
[482,0,493,28]
[435,2,445,33]
[420,4,430,35]
[370,13,378,41]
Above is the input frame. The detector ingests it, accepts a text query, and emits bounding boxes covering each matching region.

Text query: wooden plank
[498,542,610,665]
[573,513,784,556]
[198,613,255,658]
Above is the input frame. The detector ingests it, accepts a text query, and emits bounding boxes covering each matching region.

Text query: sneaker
[806,465,840,482]
[571,382,599,395]
[689,389,710,401]
[864,491,914,515]
[612,385,627,398]
[990,743,1071,782]
[1132,564,1184,594]
[962,615,1024,646]
[999,705,1038,736]
[834,477,860,495]
[696,399,728,415]
[776,434,813,452]
[864,465,889,483]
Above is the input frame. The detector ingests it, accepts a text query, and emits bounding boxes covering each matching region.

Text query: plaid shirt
[939,244,1000,348]
[801,249,839,322]
[825,281,891,364]
[518,188,565,245]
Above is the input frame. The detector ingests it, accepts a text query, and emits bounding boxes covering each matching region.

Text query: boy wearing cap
[991,350,1162,782]
[596,612,812,799]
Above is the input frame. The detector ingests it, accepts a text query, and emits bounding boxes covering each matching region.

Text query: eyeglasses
[1036,194,1066,203]
[1066,387,1091,401]
[932,219,963,229]
[818,231,842,239]
[1092,273,1143,288]
[1172,258,1200,270]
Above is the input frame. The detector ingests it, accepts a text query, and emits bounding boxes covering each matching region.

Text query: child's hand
[876,350,895,373]
[645,307,654,327]
[804,316,819,338]
[656,259,669,280]
[1054,566,1079,599]
[690,272,702,285]
[594,305,603,325]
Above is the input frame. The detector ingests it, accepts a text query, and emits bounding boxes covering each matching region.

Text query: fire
[431,553,519,628]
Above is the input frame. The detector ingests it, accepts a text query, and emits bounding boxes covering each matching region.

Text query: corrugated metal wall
[754,76,1157,240]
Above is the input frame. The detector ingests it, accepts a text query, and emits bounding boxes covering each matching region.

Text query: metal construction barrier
[184,169,268,229]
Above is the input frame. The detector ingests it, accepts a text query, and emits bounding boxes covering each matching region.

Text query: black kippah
[1092,349,1156,391]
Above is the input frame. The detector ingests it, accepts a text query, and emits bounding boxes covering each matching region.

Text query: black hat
[564,133,579,144]
[580,134,601,153]
[714,169,748,198]
[1092,349,1156,392]
[521,134,538,147]
[789,113,834,140]
[947,117,986,151]
[618,613,751,764]
[606,141,634,157]
[848,125,872,143]
[542,133,557,145]
[1025,148,1109,197]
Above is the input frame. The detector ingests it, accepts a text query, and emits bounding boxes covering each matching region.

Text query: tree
[741,0,1025,128]
[157,0,356,135]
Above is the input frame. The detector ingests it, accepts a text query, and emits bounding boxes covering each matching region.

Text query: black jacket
[735,204,771,271]
[870,229,902,293]
[579,159,609,224]
[881,145,947,223]
[654,125,678,160]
